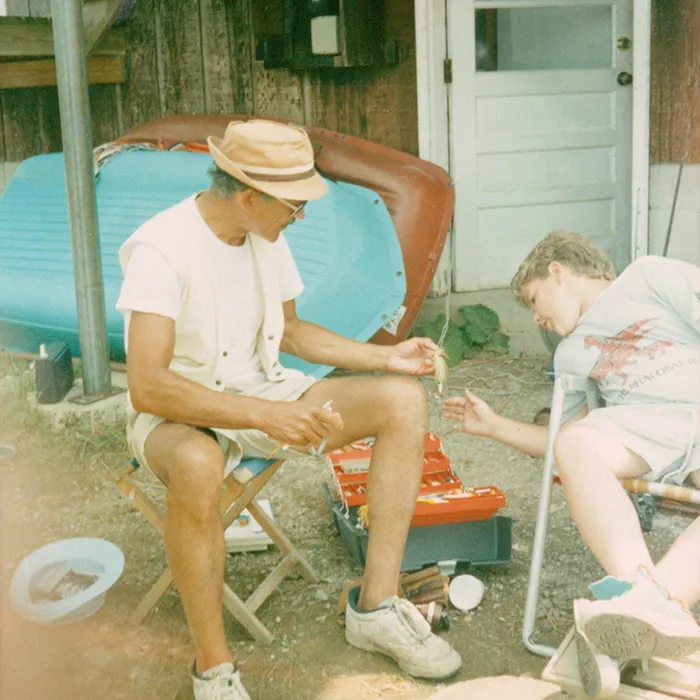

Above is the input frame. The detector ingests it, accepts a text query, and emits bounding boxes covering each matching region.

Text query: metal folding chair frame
[522,374,601,658]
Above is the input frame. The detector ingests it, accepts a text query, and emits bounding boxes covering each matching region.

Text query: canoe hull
[115,115,454,344]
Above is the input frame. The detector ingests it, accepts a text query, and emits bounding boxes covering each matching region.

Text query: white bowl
[448,574,485,611]
[10,538,124,624]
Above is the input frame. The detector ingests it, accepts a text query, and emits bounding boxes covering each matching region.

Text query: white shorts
[576,404,700,484]
[127,374,318,478]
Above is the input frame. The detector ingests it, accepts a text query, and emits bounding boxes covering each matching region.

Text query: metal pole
[51,0,112,396]
[630,0,651,260]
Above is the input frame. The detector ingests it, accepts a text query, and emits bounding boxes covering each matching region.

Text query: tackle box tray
[323,483,512,572]
[327,433,445,479]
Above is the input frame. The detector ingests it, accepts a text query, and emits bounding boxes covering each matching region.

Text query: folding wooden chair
[111,456,318,645]
[522,375,700,659]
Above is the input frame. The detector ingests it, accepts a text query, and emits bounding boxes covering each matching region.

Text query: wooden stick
[621,478,700,506]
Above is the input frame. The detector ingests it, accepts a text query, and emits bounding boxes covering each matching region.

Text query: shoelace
[196,667,248,700]
[391,598,433,642]
[214,674,247,700]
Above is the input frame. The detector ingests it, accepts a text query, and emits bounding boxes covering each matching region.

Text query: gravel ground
[0,355,695,700]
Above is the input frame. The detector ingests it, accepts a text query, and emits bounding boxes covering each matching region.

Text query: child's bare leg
[656,515,700,606]
[558,430,700,666]
[553,424,653,580]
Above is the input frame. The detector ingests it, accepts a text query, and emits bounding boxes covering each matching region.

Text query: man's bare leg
[302,375,426,609]
[144,423,232,675]
[554,424,653,580]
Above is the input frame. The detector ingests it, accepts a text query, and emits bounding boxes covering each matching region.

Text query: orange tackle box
[326,433,506,527]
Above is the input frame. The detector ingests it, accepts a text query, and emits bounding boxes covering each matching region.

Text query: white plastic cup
[448,574,485,611]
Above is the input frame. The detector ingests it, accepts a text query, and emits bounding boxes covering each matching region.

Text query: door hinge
[443,58,452,84]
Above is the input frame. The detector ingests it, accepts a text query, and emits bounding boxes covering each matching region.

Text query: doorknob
[617,71,633,86]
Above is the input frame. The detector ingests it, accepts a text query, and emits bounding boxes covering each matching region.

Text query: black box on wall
[35,342,74,404]
[253,0,394,69]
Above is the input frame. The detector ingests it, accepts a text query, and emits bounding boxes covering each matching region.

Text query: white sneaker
[192,663,252,700]
[579,570,700,661]
[573,600,621,699]
[344,587,462,680]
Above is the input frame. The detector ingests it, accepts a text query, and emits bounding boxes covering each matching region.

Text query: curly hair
[510,230,616,307]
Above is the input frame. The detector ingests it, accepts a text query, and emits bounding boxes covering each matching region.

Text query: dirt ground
[0,354,694,700]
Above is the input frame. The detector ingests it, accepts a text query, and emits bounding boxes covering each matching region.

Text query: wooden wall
[0,0,59,171]
[0,0,418,165]
[650,0,700,164]
[0,0,697,167]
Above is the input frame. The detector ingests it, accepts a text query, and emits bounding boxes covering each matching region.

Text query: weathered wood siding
[0,0,61,169]
[650,0,700,164]
[308,0,417,154]
[0,0,696,167]
[0,0,417,165]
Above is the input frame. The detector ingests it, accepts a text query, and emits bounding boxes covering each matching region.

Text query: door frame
[415,0,452,295]
[414,0,651,292]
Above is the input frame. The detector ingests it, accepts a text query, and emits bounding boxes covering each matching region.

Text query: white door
[448,0,634,291]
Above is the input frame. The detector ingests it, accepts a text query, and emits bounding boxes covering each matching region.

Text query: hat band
[242,167,317,183]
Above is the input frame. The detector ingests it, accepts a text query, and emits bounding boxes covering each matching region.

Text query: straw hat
[207,120,328,201]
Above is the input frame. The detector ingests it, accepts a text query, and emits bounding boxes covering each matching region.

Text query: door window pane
[476,6,612,71]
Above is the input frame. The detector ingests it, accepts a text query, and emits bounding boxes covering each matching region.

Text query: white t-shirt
[556,256,700,421]
[116,196,304,391]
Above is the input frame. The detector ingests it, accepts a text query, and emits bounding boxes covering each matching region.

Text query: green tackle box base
[323,482,512,572]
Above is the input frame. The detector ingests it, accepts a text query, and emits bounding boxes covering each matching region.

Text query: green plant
[414,304,510,366]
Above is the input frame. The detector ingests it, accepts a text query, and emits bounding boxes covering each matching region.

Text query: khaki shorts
[576,404,700,485]
[127,374,318,479]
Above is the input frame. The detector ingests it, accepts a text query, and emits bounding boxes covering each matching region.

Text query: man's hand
[259,401,344,451]
[386,337,442,375]
[442,389,499,438]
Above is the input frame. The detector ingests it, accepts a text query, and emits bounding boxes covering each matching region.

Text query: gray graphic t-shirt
[555,256,700,422]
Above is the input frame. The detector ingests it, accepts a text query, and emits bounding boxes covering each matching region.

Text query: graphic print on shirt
[584,319,673,385]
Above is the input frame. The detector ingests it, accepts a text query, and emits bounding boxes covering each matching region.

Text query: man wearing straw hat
[117,119,462,700]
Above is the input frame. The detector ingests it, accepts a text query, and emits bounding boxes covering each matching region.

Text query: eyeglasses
[276,197,308,217]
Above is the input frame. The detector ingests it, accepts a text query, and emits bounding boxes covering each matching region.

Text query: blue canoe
[0,149,405,378]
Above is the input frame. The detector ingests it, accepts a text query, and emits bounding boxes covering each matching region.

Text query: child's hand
[442,389,498,437]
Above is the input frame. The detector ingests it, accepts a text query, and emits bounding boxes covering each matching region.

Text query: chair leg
[245,555,300,614]
[128,568,175,624]
[129,556,280,645]
[522,376,566,659]
[247,499,319,584]
[222,584,274,645]
[111,468,165,537]
[523,375,601,658]
[116,457,316,643]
